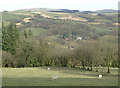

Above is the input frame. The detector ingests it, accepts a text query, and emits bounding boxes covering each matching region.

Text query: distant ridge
[14,8,118,13]
[49,9,79,13]
[17,8,61,12]
[59,9,69,11]
[96,9,118,13]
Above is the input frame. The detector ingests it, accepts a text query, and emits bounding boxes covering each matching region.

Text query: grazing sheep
[48,68,50,70]
[99,74,102,78]
[52,76,59,80]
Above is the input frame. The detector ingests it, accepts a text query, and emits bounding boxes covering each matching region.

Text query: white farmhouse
[77,37,82,40]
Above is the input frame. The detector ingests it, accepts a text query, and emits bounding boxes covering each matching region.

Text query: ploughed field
[2,67,118,86]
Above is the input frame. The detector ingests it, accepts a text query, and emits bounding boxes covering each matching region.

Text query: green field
[2,67,118,86]
[1,9,118,87]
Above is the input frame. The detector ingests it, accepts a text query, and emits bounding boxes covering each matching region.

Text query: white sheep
[48,67,50,70]
[52,76,59,80]
[99,74,102,78]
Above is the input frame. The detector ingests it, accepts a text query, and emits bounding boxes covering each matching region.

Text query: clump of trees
[2,23,49,67]
[2,23,118,73]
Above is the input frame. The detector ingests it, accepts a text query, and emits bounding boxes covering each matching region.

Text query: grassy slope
[24,27,46,37]
[2,67,118,86]
[1,11,118,86]
[2,10,117,34]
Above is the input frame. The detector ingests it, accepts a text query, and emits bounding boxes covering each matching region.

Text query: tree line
[2,23,118,73]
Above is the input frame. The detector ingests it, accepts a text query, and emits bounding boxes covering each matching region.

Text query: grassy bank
[2,67,118,86]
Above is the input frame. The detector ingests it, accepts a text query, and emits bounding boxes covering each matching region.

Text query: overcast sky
[0,0,119,11]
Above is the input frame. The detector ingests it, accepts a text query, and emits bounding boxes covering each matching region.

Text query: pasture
[2,67,118,86]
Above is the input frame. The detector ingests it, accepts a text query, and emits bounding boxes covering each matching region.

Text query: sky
[0,0,119,11]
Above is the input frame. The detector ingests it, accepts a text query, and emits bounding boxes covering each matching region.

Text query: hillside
[2,8,118,49]
[1,8,118,73]
[1,5,119,87]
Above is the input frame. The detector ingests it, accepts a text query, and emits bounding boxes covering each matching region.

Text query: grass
[87,24,110,33]
[2,12,26,21]
[42,11,73,17]
[24,27,46,37]
[2,12,27,26]
[2,67,118,86]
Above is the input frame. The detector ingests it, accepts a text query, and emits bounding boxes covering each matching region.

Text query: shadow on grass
[2,76,118,86]
[37,66,118,78]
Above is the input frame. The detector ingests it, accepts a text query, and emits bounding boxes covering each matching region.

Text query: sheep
[48,67,50,70]
[99,74,102,78]
[52,76,59,80]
